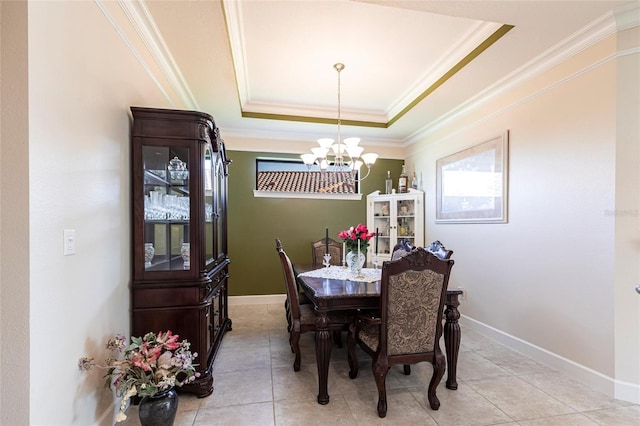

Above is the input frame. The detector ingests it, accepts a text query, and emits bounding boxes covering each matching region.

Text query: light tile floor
[122,303,639,425]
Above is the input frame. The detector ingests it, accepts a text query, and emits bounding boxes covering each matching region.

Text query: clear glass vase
[345,250,366,274]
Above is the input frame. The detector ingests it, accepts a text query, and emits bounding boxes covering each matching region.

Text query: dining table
[295,264,463,405]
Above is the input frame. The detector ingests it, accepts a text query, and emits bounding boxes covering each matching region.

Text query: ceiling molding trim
[407,51,617,159]
[241,100,389,123]
[222,2,511,130]
[386,21,503,118]
[94,0,175,106]
[388,23,514,128]
[224,0,377,123]
[118,0,199,110]
[223,141,404,159]
[236,24,513,130]
[618,46,640,57]
[614,2,640,31]
[222,0,250,109]
[218,126,402,146]
[405,10,619,145]
[240,111,388,128]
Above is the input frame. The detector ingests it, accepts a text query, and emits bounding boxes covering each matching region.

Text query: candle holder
[373,254,379,270]
[322,253,332,268]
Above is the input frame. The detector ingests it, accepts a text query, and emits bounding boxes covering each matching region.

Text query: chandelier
[301,63,378,183]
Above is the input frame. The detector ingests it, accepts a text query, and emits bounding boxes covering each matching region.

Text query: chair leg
[403,364,411,375]
[427,352,446,410]
[346,327,359,379]
[284,299,292,332]
[290,331,302,372]
[372,358,389,418]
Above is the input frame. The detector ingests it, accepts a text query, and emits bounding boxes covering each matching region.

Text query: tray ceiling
[121,0,634,148]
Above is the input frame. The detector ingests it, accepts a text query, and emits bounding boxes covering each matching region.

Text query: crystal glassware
[356,261,364,279]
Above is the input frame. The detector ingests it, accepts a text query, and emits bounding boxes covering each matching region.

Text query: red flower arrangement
[337,224,376,252]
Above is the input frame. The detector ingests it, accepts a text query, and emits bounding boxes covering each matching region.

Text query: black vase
[138,388,178,426]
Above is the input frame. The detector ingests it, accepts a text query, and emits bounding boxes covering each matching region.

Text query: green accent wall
[227,150,403,296]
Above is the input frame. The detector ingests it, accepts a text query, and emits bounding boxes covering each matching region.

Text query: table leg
[444,290,462,390]
[314,312,332,404]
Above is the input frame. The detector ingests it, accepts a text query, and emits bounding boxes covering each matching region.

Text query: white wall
[406,22,639,401]
[613,24,640,403]
[25,1,180,424]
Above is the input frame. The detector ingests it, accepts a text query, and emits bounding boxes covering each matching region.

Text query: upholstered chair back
[386,268,445,355]
[380,249,453,357]
[276,239,301,321]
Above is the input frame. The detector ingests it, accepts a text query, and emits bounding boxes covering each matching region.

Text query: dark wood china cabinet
[130,107,231,397]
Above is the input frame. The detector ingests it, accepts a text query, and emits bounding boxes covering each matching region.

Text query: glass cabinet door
[214,152,226,263]
[142,145,191,271]
[372,199,392,255]
[396,198,416,246]
[204,145,214,268]
[368,192,423,261]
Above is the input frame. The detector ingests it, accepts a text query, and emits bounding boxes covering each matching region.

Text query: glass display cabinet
[131,107,231,397]
[366,189,424,262]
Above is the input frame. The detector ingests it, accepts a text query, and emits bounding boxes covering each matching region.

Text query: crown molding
[390,23,514,128]
[614,2,640,31]
[222,0,250,112]
[218,126,402,147]
[386,21,504,119]
[116,0,198,110]
[406,5,638,145]
[102,0,637,148]
[241,100,389,124]
[222,1,512,127]
[94,0,173,105]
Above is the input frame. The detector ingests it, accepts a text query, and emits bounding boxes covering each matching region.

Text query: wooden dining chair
[393,240,453,261]
[311,237,343,267]
[275,238,352,371]
[389,239,454,377]
[426,240,453,260]
[391,238,413,260]
[346,248,454,417]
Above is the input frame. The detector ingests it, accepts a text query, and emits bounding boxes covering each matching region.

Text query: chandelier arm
[350,166,372,183]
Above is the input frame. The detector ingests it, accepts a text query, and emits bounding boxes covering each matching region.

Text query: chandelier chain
[336,63,342,164]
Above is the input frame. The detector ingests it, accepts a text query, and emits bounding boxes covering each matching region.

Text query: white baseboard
[228,294,286,305]
[462,315,640,405]
[614,378,640,404]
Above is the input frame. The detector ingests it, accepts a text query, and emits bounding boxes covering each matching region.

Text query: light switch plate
[63,229,76,255]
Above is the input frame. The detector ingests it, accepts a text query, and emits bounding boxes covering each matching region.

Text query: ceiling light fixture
[301,63,378,185]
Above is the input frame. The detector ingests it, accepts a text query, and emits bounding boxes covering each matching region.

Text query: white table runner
[298,265,381,283]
